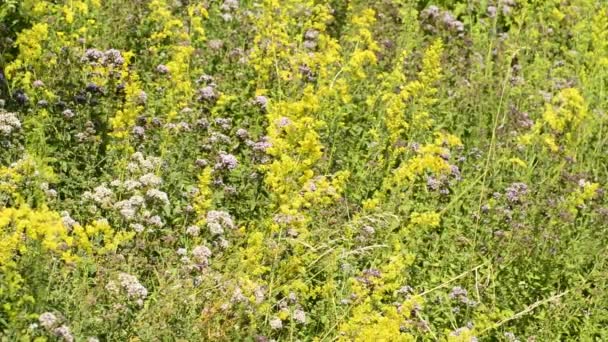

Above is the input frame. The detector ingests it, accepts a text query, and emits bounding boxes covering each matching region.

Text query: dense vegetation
[1,0,608,340]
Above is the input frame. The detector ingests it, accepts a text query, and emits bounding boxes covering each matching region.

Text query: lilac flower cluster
[505,182,528,203]
[81,48,125,67]
[156,64,169,74]
[303,29,319,50]
[356,268,382,286]
[252,95,268,110]
[215,152,239,171]
[106,273,148,306]
[207,210,235,235]
[420,6,465,36]
[449,286,477,307]
[196,74,218,102]
[83,153,168,232]
[192,245,212,269]
[425,164,462,194]
[487,0,516,18]
[75,121,97,143]
[220,0,239,21]
[38,312,74,342]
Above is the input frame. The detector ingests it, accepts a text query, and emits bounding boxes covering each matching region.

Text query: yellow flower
[409,211,441,229]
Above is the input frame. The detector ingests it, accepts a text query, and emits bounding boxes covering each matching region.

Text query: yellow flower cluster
[0,203,132,327]
[409,211,441,230]
[380,39,444,146]
[147,0,189,45]
[0,156,57,206]
[263,86,349,232]
[72,219,135,257]
[343,8,380,80]
[249,0,337,86]
[0,204,134,266]
[364,140,455,211]
[141,0,208,154]
[0,205,72,264]
[109,52,144,141]
[193,167,213,227]
[338,253,419,341]
[519,88,588,152]
[4,23,49,92]
[564,181,600,217]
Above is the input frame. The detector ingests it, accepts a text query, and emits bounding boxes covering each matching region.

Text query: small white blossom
[130,223,145,233]
[53,325,74,342]
[38,312,58,330]
[139,173,162,187]
[147,215,164,227]
[118,272,148,302]
[270,317,283,330]
[192,245,212,264]
[146,189,169,204]
[293,309,306,324]
[186,225,201,236]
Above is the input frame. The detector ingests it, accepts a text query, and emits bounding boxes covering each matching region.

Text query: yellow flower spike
[509,157,528,168]
[409,211,441,230]
[194,168,214,226]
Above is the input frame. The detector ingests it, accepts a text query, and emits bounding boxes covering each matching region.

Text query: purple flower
[53,325,74,342]
[104,49,124,66]
[269,317,283,330]
[303,40,317,50]
[276,116,292,128]
[198,86,217,102]
[450,165,462,180]
[421,6,440,20]
[221,0,239,11]
[215,152,238,171]
[136,91,148,105]
[82,48,104,64]
[253,95,268,109]
[39,312,58,330]
[505,182,528,203]
[0,110,21,136]
[361,225,375,236]
[156,64,169,74]
[427,176,442,191]
[487,5,497,18]
[195,159,208,168]
[196,118,209,130]
[449,286,468,300]
[236,128,249,139]
[132,126,145,137]
[293,309,306,324]
[252,136,272,152]
[197,74,214,84]
[192,245,212,264]
[214,118,232,130]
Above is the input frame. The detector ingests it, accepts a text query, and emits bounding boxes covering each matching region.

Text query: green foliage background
[1,0,608,341]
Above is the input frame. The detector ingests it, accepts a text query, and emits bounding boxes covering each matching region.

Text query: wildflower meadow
[1,0,608,340]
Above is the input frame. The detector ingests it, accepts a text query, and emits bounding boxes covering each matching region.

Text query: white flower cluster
[38,312,74,342]
[83,184,114,209]
[206,210,235,235]
[83,153,169,233]
[179,245,213,272]
[0,110,21,136]
[107,272,148,306]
